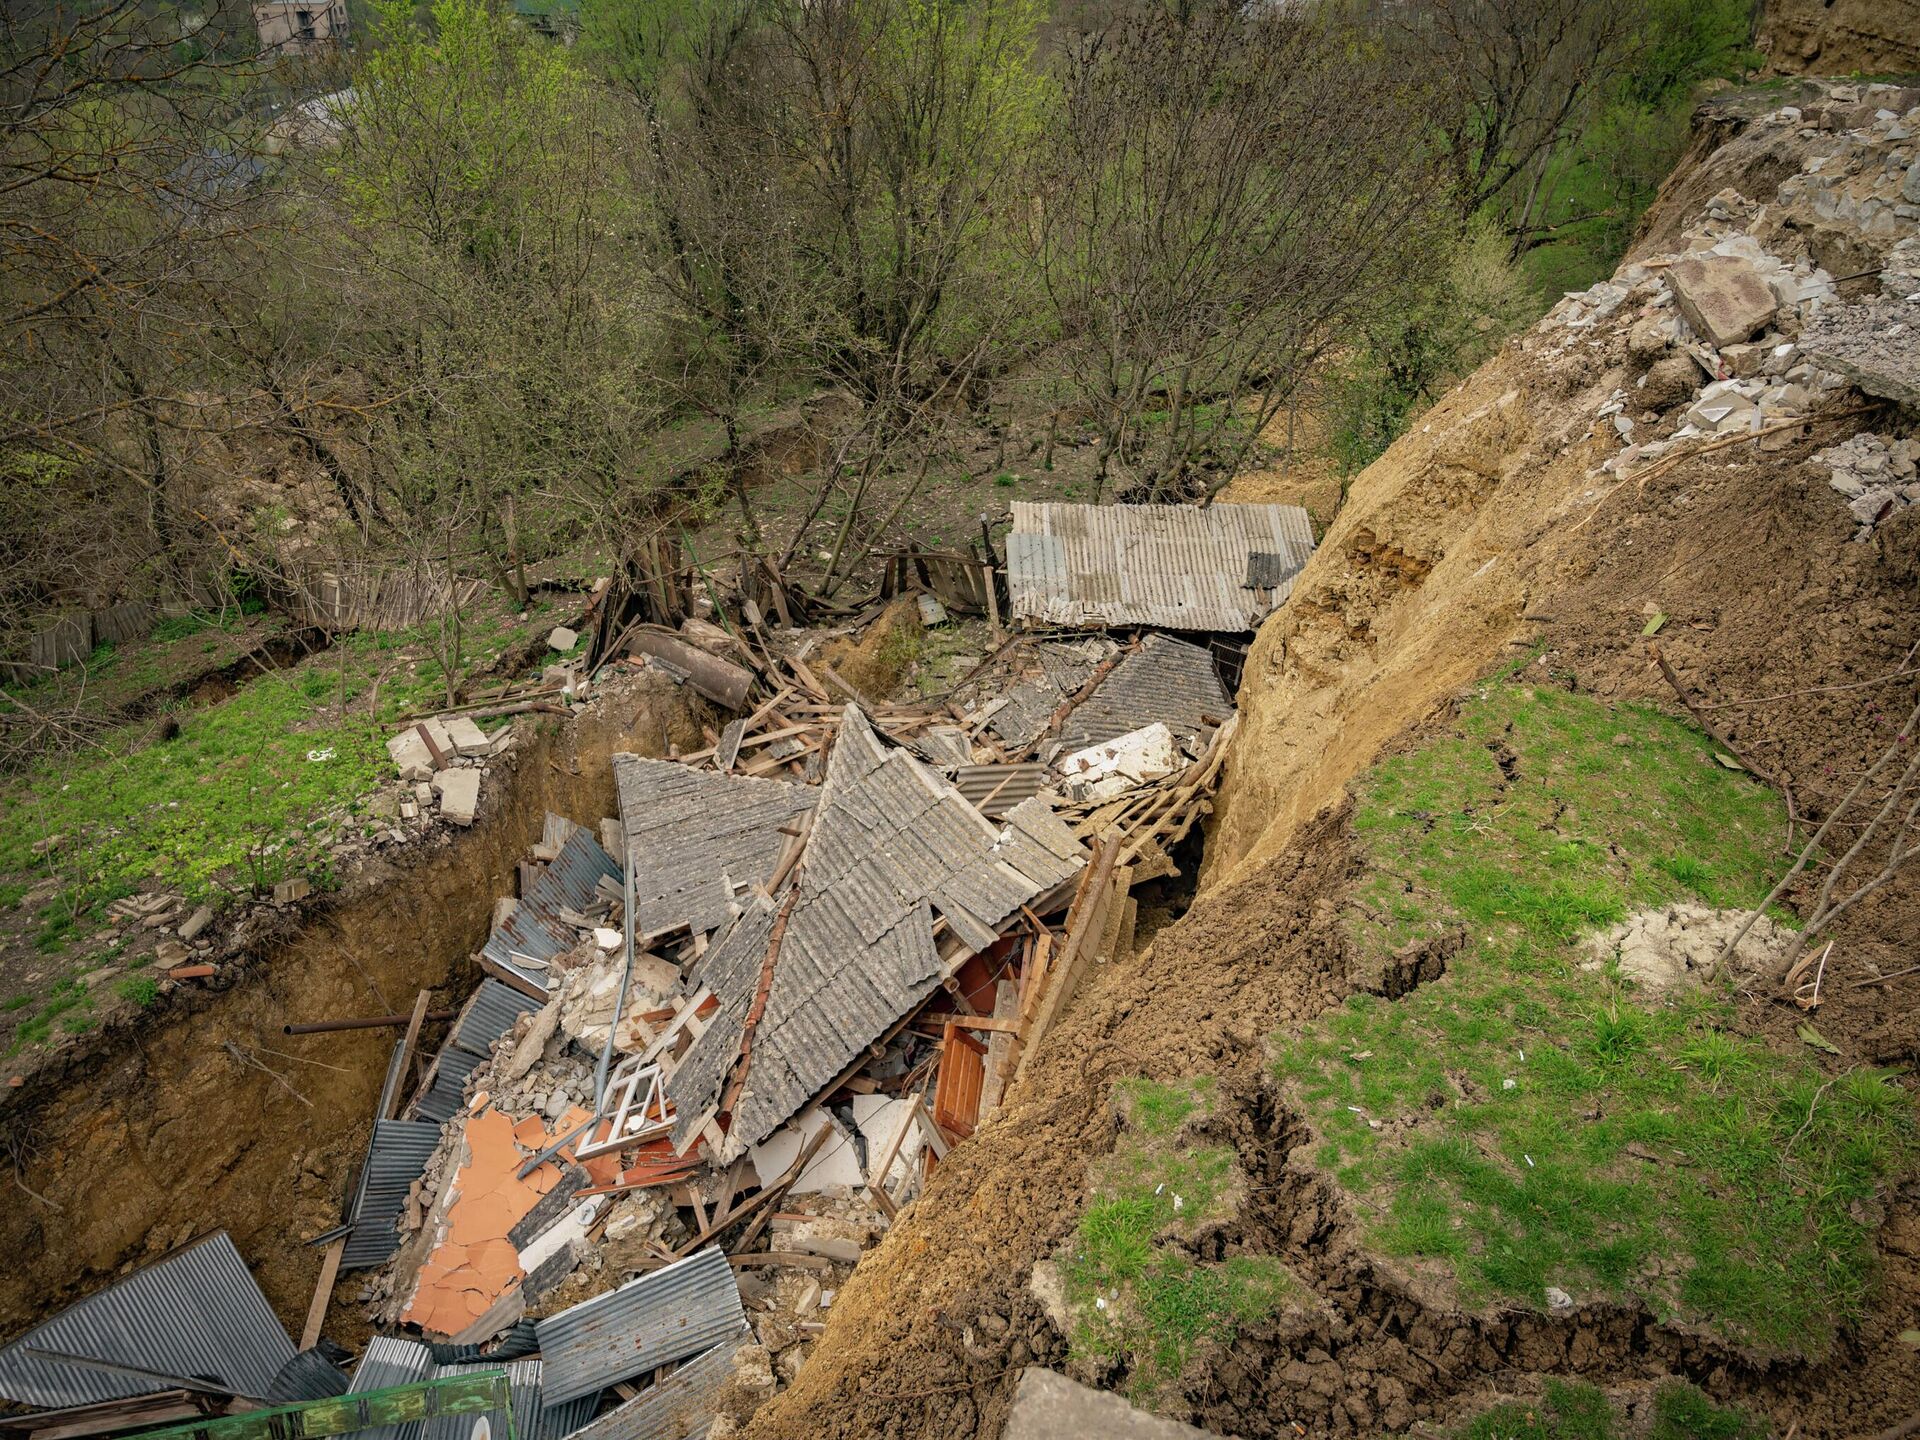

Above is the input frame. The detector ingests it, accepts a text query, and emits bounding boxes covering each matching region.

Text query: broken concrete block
[548,626,579,653]
[273,877,311,904]
[178,905,213,942]
[386,728,436,782]
[1004,1369,1210,1440]
[1667,253,1778,348]
[434,768,481,827]
[153,939,189,967]
[443,715,491,756]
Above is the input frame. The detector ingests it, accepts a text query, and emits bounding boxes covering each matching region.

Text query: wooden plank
[473,952,547,1002]
[1012,834,1122,1084]
[385,990,432,1120]
[298,1237,345,1351]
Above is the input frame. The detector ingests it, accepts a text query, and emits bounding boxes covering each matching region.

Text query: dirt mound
[1580,903,1796,993]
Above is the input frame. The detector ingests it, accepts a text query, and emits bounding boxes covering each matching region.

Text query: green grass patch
[114,974,160,1008]
[1062,1077,1300,1405]
[1455,1379,1763,1440]
[1273,681,1912,1356]
[0,599,563,905]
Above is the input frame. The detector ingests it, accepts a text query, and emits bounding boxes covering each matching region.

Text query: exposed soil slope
[745,85,1920,1439]
[0,677,709,1339]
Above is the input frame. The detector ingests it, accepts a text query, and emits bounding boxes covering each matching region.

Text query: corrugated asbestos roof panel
[1059,634,1234,753]
[536,1248,745,1405]
[561,1334,745,1440]
[669,708,1087,1155]
[951,764,1048,816]
[0,1232,295,1409]
[344,1121,443,1269]
[1007,501,1314,631]
[613,757,816,940]
[986,638,1117,750]
[454,980,541,1057]
[480,829,621,994]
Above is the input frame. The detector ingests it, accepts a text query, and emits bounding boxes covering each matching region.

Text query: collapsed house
[0,502,1278,1440]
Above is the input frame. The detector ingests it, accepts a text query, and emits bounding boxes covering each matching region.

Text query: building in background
[252,0,348,54]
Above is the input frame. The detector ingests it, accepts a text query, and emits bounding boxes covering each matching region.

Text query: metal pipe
[283,1010,454,1036]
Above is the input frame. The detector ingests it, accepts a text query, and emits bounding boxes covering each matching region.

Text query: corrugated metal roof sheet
[350,1339,591,1440]
[407,1045,487,1124]
[667,709,1085,1155]
[612,757,815,940]
[987,638,1117,751]
[265,1348,350,1402]
[343,1121,443,1270]
[536,1249,745,1405]
[560,1334,744,1440]
[454,980,541,1057]
[0,1233,295,1409]
[1058,635,1233,753]
[480,829,622,995]
[1007,501,1314,631]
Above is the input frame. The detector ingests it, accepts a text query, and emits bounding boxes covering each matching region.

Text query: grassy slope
[0,594,574,1053]
[1061,1077,1303,1404]
[1274,674,1912,1357]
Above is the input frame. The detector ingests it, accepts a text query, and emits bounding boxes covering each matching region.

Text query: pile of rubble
[1812,431,1920,535]
[1539,79,1919,540]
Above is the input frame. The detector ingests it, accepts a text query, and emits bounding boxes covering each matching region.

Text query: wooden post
[300,1237,346,1350]
[385,990,432,1120]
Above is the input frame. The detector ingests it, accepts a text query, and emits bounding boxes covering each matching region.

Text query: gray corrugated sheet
[536,1249,745,1405]
[561,1333,745,1440]
[667,708,1085,1155]
[1244,549,1303,589]
[407,1045,487,1123]
[347,1336,433,1440]
[343,1120,443,1269]
[1058,634,1233,753]
[454,980,541,1057]
[0,1232,295,1409]
[951,764,1049,817]
[266,1348,350,1402]
[480,829,622,994]
[426,1360,598,1440]
[986,638,1116,751]
[612,757,816,940]
[1007,501,1314,631]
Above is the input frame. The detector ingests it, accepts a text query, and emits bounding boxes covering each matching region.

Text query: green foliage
[1062,1077,1296,1405]
[114,974,160,1008]
[1455,1380,1761,1440]
[1328,223,1538,474]
[1273,681,1912,1356]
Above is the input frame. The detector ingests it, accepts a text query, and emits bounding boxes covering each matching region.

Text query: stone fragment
[273,877,311,904]
[1666,253,1779,348]
[443,715,491,756]
[178,905,213,942]
[548,626,579,653]
[154,939,189,966]
[386,727,435,781]
[434,768,481,827]
[1004,1369,1211,1440]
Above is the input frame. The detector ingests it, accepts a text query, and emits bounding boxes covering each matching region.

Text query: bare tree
[1029,2,1439,503]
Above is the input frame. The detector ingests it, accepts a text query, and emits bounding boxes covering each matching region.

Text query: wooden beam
[385,990,432,1120]
[298,1237,345,1351]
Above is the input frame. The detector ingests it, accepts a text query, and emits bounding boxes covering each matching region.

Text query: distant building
[252,0,348,54]
[512,0,581,41]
